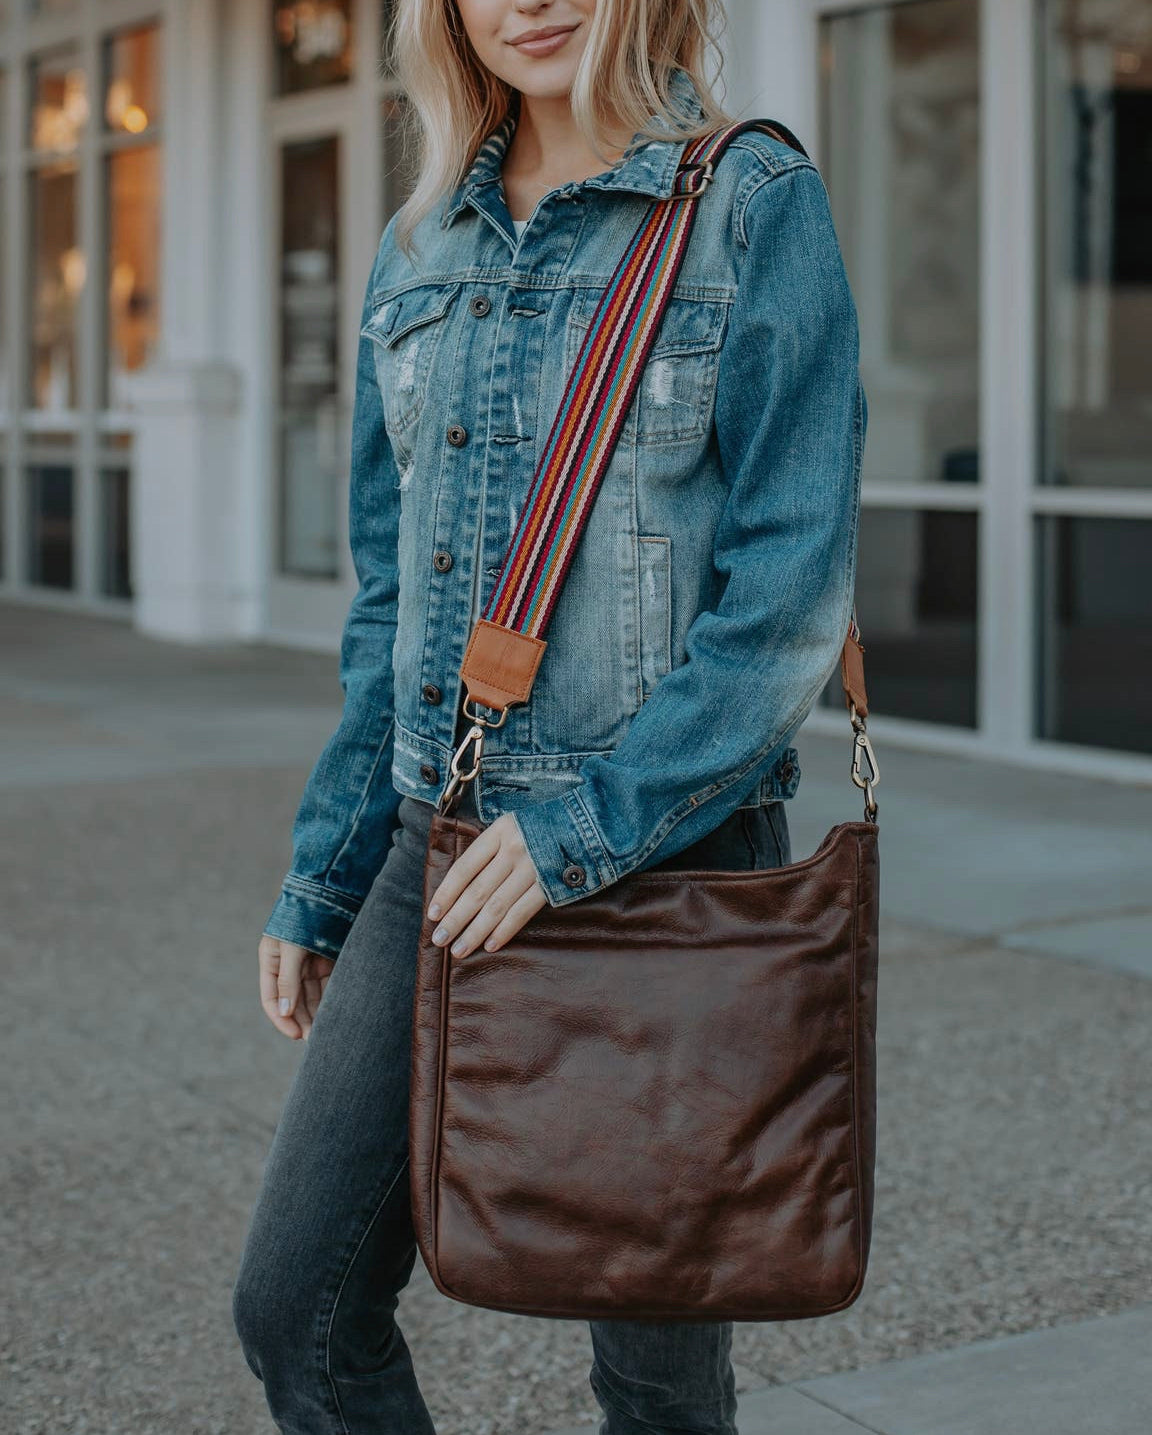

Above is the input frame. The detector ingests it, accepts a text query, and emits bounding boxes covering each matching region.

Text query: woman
[232,1,865,1431]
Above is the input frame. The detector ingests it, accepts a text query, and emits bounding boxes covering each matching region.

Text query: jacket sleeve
[261,243,404,958]
[511,161,866,906]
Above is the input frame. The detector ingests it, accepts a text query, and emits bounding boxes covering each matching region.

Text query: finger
[431,853,514,952]
[480,882,550,953]
[425,822,504,922]
[258,938,301,1038]
[261,940,306,1039]
[450,869,537,960]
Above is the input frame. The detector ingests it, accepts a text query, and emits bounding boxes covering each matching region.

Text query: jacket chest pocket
[564,291,729,446]
[361,281,462,448]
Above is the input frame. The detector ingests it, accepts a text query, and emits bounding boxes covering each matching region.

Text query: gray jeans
[232,786,790,1434]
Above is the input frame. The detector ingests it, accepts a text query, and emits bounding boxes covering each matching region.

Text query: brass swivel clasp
[437,698,509,814]
[849,705,880,822]
[439,722,484,814]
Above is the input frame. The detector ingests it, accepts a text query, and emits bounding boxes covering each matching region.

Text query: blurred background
[1,2,1150,1434]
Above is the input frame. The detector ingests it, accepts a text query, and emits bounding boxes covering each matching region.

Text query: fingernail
[279,996,291,1015]
[432,925,448,944]
[428,902,441,919]
[451,939,464,956]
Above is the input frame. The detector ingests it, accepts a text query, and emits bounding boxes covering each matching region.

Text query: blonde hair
[386,0,737,258]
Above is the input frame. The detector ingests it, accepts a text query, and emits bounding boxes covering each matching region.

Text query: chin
[496,48,579,88]
[511,70,580,99]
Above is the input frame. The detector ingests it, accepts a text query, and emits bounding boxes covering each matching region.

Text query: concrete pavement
[551,1303,1152,1435]
[2,604,1150,1435]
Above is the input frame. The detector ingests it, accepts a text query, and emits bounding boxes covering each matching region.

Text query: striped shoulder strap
[459,118,810,717]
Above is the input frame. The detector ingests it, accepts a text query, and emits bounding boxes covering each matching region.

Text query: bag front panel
[410,813,878,1321]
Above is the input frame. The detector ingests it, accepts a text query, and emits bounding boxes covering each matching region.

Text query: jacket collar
[440,66,708,229]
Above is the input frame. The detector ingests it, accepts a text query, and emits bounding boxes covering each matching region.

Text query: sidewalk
[551,1303,1152,1435]
[2,604,1150,1435]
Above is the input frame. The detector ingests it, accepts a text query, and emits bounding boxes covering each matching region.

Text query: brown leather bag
[409,118,880,1321]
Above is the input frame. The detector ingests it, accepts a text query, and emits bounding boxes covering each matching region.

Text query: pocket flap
[363,282,462,349]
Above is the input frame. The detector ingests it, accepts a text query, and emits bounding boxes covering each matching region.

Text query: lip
[507,22,578,55]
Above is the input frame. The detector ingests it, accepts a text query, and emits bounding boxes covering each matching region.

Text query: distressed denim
[234,786,791,1434]
[262,65,865,961]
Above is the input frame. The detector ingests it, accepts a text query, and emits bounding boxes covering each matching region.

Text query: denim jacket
[263,67,866,959]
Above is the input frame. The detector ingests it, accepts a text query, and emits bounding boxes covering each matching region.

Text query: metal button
[447,423,468,447]
[562,863,586,888]
[779,761,795,782]
[419,763,439,785]
[433,549,453,572]
[468,294,491,317]
[421,682,443,705]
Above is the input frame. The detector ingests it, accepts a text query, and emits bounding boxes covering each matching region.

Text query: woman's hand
[258,935,335,1040]
[426,812,548,959]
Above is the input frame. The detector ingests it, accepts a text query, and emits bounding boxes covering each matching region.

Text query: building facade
[1,0,1150,778]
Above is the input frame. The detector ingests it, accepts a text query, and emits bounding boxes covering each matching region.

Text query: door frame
[262,0,386,648]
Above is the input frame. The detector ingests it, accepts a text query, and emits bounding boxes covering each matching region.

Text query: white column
[720,0,818,144]
[128,362,245,641]
[122,0,262,642]
[980,0,1038,751]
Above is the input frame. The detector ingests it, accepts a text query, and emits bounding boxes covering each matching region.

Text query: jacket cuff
[511,788,618,907]
[262,874,364,960]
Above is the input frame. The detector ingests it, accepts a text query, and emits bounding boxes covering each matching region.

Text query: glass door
[0,3,162,609]
[819,0,982,730]
[264,0,416,644]
[1035,0,1152,756]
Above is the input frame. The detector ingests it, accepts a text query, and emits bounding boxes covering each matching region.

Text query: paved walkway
[551,1304,1152,1434]
[2,605,1150,1435]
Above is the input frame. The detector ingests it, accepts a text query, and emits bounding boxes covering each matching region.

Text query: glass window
[105,145,162,406]
[381,92,417,225]
[828,507,979,728]
[273,1,353,96]
[26,463,73,588]
[1037,517,1152,753]
[99,466,131,598]
[820,0,980,487]
[104,23,162,135]
[820,0,980,730]
[1040,1,1152,488]
[278,135,341,578]
[28,160,83,410]
[28,47,87,154]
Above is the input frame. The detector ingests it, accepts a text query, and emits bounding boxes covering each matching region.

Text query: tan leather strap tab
[840,632,868,719]
[460,619,547,712]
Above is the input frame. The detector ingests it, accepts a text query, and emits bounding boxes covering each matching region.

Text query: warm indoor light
[60,248,87,298]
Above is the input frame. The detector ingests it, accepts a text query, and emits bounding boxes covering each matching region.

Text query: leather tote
[409,118,881,1321]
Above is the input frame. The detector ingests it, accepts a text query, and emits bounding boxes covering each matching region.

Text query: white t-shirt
[512,217,528,237]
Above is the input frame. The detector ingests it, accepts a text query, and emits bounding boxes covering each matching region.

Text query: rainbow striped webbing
[477,117,809,642]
